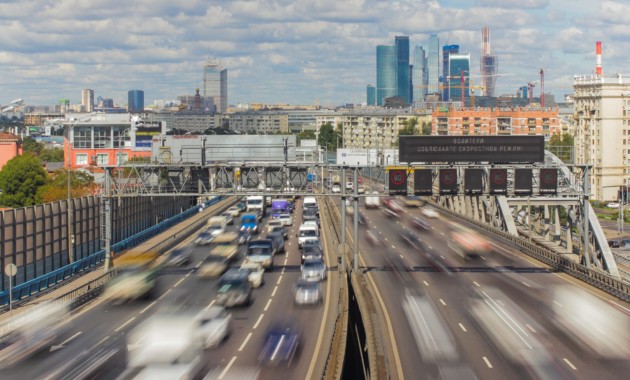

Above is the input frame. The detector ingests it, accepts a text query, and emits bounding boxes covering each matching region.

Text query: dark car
[259,320,300,367]
[400,231,426,251]
[302,208,319,225]
[268,225,288,240]
[300,239,323,252]
[410,217,431,231]
[609,239,623,248]
[301,245,323,263]
[237,229,252,245]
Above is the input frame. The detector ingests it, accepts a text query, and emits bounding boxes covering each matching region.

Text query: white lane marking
[440,232,445,236]
[384,237,389,241]
[440,255,445,259]
[554,300,563,307]
[423,280,429,286]
[140,301,157,314]
[184,272,191,278]
[253,314,264,329]
[525,324,537,333]
[50,331,82,351]
[218,356,238,379]
[158,288,172,299]
[563,358,577,370]
[94,335,110,348]
[264,299,272,311]
[391,245,396,249]
[173,277,186,288]
[483,356,493,368]
[521,281,531,288]
[277,276,283,285]
[272,286,278,297]
[281,267,286,274]
[439,299,447,306]
[480,256,487,261]
[205,300,216,311]
[379,231,383,235]
[428,246,433,250]
[195,260,203,268]
[114,317,136,333]
[458,323,467,332]
[238,333,253,352]
[473,281,481,287]
[399,254,404,259]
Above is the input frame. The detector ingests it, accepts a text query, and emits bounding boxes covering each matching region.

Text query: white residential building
[573,74,630,201]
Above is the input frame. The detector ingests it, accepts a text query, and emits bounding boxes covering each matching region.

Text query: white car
[277,213,293,226]
[226,206,241,217]
[331,184,341,194]
[303,220,319,228]
[607,202,620,209]
[195,306,232,349]
[240,261,265,288]
[421,207,439,218]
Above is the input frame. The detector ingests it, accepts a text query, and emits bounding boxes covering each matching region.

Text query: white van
[298,224,319,247]
[246,196,265,214]
[303,196,317,210]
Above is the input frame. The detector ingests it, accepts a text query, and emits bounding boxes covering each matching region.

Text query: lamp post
[66,113,94,264]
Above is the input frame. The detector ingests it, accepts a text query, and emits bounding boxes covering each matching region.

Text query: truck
[103,251,160,303]
[126,313,205,380]
[246,195,265,216]
[271,198,292,218]
[240,213,259,234]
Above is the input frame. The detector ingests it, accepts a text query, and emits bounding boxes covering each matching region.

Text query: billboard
[399,136,544,164]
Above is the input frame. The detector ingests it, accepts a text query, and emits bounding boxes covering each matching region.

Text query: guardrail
[0,196,226,308]
[434,203,630,302]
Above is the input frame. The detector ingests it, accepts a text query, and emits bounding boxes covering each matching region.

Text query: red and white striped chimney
[596,41,602,77]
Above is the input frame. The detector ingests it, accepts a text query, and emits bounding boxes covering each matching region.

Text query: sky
[0,0,628,108]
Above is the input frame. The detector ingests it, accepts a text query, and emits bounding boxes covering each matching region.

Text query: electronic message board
[414,169,433,196]
[388,168,408,196]
[539,168,558,195]
[464,169,483,195]
[489,169,508,195]
[514,169,533,195]
[399,136,544,164]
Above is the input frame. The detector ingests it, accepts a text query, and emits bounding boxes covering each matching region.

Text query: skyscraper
[442,45,460,101]
[395,36,410,104]
[480,26,498,97]
[203,58,228,113]
[366,85,376,106]
[376,45,397,106]
[128,90,145,113]
[448,53,471,105]
[412,46,427,102]
[427,34,440,97]
[81,89,94,112]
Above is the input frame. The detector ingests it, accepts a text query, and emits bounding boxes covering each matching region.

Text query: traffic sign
[4,263,16,276]
[539,168,558,195]
[439,169,458,195]
[514,169,533,195]
[414,169,433,196]
[388,169,408,196]
[489,168,508,194]
[464,169,483,195]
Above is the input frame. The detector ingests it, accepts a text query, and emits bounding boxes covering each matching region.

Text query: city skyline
[0,0,626,107]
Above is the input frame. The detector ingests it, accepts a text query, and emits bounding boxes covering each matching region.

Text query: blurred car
[267,231,285,254]
[236,201,247,212]
[240,261,265,288]
[165,247,193,266]
[195,231,215,245]
[237,229,252,245]
[300,238,323,254]
[301,258,327,282]
[421,207,439,218]
[266,219,284,234]
[357,184,366,194]
[195,306,232,349]
[366,230,383,246]
[268,225,288,240]
[259,320,300,367]
[607,202,620,209]
[331,184,341,194]
[220,212,234,225]
[294,279,323,306]
[225,206,241,217]
[403,196,423,207]
[301,245,324,262]
[217,269,252,307]
[410,217,431,231]
[608,239,622,248]
[345,181,353,190]
[197,255,229,279]
[277,213,293,226]
[400,231,426,251]
[384,207,399,219]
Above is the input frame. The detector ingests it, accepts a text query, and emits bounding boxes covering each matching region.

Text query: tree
[548,133,574,163]
[421,122,432,135]
[0,153,48,207]
[317,123,343,151]
[36,169,96,203]
[22,137,44,155]
[40,148,64,162]
[297,130,316,144]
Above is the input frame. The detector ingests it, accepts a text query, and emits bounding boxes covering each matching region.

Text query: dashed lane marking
[458,323,467,332]
[114,317,136,333]
[423,280,429,286]
[238,333,253,352]
[272,286,278,297]
[439,299,447,306]
[264,299,272,311]
[140,301,157,314]
[483,356,493,368]
[253,314,264,329]
[473,281,481,287]
[218,356,238,379]
[563,358,577,370]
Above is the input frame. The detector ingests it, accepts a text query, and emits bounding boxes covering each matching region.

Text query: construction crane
[540,68,545,107]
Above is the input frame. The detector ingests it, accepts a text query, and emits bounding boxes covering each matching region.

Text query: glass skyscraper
[395,36,410,104]
[203,58,228,113]
[442,45,460,101]
[367,85,376,106]
[128,90,144,113]
[376,45,397,106]
[412,46,427,103]
[448,53,470,104]
[427,34,440,97]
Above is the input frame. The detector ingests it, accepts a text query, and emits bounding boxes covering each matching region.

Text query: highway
[0,198,338,380]
[336,198,630,380]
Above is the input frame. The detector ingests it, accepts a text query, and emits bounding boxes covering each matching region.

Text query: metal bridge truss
[100,157,621,278]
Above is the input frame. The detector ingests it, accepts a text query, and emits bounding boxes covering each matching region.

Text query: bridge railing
[0,196,224,308]
[434,202,630,302]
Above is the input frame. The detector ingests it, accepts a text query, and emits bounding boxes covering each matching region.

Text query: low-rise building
[0,133,22,170]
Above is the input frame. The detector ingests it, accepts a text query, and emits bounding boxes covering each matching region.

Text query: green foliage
[421,122,432,135]
[40,148,64,162]
[297,130,316,144]
[0,153,48,207]
[36,169,96,202]
[317,123,343,151]
[22,137,44,155]
[547,133,574,163]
